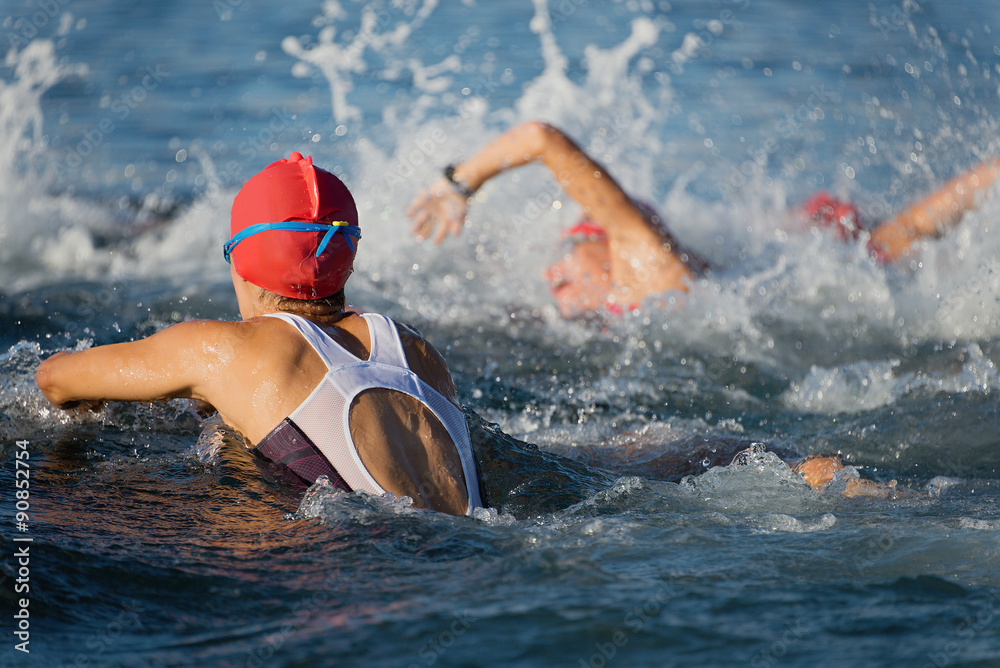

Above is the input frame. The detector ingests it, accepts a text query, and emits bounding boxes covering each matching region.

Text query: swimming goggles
[558,221,609,254]
[223,221,361,263]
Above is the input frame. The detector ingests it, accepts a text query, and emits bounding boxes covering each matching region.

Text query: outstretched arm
[869,158,1000,261]
[408,121,650,246]
[35,320,230,410]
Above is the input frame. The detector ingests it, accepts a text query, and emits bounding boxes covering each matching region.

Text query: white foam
[470,505,519,526]
[292,475,437,523]
[5,0,1000,411]
[782,360,903,413]
[282,0,440,124]
[957,517,1000,530]
[191,415,232,465]
[679,445,825,514]
[1,337,206,437]
[925,476,966,497]
[751,512,838,533]
[1,340,91,428]
[0,40,91,290]
[782,342,1000,415]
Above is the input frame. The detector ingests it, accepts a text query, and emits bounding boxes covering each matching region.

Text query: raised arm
[869,158,1000,261]
[408,121,650,246]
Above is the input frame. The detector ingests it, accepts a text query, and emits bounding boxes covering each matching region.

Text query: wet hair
[257,287,346,315]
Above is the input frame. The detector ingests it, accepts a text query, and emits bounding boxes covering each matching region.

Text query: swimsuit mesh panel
[254,312,483,512]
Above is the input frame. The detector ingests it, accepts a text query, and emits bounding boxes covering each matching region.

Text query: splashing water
[3,1,1000,666]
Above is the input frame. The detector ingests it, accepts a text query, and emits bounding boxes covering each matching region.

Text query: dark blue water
[3,0,1000,666]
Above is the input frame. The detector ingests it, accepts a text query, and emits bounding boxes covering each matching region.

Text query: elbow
[524,120,559,135]
[523,120,564,145]
[518,122,587,178]
[516,121,569,158]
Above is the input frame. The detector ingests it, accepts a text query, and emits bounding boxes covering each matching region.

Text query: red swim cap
[229,152,360,300]
[560,220,609,244]
[799,191,862,241]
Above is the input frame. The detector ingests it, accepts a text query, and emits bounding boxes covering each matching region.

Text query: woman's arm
[869,158,1000,261]
[35,320,231,409]
[408,121,651,246]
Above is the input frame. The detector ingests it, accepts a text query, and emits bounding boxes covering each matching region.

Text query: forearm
[447,121,554,193]
[451,121,634,224]
[411,121,644,245]
[871,158,1000,260]
[36,347,187,408]
[450,121,604,194]
[34,324,215,408]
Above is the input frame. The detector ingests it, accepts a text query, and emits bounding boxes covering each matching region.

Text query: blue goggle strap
[223,221,361,263]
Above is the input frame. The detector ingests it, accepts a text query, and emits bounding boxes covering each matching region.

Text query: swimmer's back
[217,313,473,514]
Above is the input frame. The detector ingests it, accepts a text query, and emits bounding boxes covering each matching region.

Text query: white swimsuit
[254,312,483,513]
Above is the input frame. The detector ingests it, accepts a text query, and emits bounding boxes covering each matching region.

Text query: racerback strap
[262,312,483,512]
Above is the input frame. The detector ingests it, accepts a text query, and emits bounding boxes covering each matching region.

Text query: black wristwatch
[443,164,475,198]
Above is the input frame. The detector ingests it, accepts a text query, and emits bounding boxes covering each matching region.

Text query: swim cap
[228,152,361,300]
[799,191,862,241]
[560,220,608,245]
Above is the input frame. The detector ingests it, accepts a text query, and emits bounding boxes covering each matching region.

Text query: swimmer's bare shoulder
[394,321,460,405]
[37,315,463,445]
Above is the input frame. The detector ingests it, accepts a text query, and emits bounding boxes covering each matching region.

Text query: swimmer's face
[544,239,613,318]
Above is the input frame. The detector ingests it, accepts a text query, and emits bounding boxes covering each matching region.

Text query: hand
[408,177,469,244]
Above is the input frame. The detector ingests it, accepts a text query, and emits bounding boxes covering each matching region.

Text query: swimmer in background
[408,120,1000,319]
[36,152,483,516]
[407,121,998,494]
